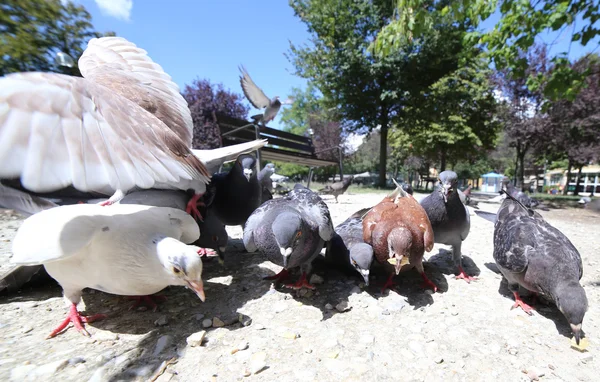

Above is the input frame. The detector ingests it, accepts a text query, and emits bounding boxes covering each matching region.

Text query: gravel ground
[0,192,598,382]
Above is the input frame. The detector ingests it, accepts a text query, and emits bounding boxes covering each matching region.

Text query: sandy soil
[0,192,599,382]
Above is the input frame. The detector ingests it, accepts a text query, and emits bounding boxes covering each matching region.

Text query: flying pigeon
[210,154,263,227]
[239,66,293,125]
[0,36,219,220]
[420,171,474,282]
[325,208,374,285]
[244,184,334,289]
[363,181,437,293]
[10,203,212,338]
[319,176,354,203]
[488,191,588,345]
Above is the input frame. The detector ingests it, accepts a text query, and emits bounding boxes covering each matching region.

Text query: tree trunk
[440,146,447,171]
[574,165,583,196]
[378,110,389,188]
[513,149,519,186]
[517,149,526,191]
[563,160,572,195]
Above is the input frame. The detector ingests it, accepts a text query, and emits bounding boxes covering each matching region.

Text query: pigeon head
[387,226,413,275]
[157,237,213,302]
[264,163,276,174]
[272,212,304,268]
[438,170,458,203]
[237,154,256,181]
[349,243,374,285]
[555,282,588,345]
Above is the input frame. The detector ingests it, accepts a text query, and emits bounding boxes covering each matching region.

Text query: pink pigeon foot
[380,273,398,294]
[511,291,535,316]
[284,272,316,290]
[127,295,167,312]
[47,303,106,339]
[456,267,477,283]
[263,268,290,282]
[186,194,205,221]
[420,272,438,292]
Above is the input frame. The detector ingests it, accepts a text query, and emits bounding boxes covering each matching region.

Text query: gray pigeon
[243,184,334,289]
[258,163,275,204]
[210,154,263,227]
[501,177,539,208]
[491,191,588,344]
[319,176,354,203]
[325,209,374,285]
[239,66,293,125]
[420,171,474,282]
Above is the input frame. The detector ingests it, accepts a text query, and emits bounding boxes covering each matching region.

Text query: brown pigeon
[363,181,437,293]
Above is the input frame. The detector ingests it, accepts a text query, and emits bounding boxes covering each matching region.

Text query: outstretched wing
[239,65,270,109]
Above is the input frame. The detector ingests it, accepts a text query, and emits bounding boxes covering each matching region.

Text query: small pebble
[212,317,225,328]
[325,303,334,310]
[579,353,593,364]
[381,309,390,316]
[186,331,207,347]
[154,316,169,326]
[309,274,324,285]
[21,326,33,334]
[335,301,350,312]
[434,357,444,364]
[68,357,86,366]
[202,319,212,328]
[195,313,205,321]
[250,352,267,374]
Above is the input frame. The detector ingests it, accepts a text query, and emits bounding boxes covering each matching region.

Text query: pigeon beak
[243,169,253,181]
[280,247,292,267]
[187,280,206,302]
[571,323,582,345]
[442,184,452,203]
[360,269,370,286]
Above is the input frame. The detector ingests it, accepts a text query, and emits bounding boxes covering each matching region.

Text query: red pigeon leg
[99,190,125,206]
[186,193,205,221]
[127,295,167,312]
[263,268,290,282]
[455,266,477,283]
[284,272,316,290]
[380,273,398,294]
[510,291,535,315]
[47,303,106,339]
[420,272,438,292]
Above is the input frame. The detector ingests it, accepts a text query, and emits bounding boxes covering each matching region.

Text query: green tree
[288,0,471,187]
[372,0,600,100]
[0,0,114,77]
[399,60,500,171]
[279,84,323,135]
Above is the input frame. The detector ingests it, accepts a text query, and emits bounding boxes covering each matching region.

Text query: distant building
[534,164,600,196]
[480,172,504,193]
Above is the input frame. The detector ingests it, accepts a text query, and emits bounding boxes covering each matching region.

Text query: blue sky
[80,1,598,131]
[81,0,310,130]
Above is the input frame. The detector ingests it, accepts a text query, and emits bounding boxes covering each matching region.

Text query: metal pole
[254,124,262,174]
[338,146,344,181]
[307,167,314,189]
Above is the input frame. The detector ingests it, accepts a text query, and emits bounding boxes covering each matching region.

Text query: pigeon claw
[263,268,290,282]
[456,267,477,283]
[380,274,398,294]
[47,303,106,339]
[420,273,438,292]
[511,291,535,316]
[99,200,113,207]
[284,272,315,290]
[186,194,205,222]
[127,295,167,312]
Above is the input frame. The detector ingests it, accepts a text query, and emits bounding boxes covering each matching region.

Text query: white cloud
[95,0,133,21]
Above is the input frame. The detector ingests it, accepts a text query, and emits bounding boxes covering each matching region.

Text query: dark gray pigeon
[210,154,263,227]
[491,191,588,344]
[239,66,293,125]
[420,170,474,282]
[402,183,413,195]
[243,184,334,289]
[319,176,354,203]
[258,163,275,204]
[501,177,539,208]
[325,209,374,285]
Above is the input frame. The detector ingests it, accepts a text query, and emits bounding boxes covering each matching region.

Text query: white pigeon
[10,203,211,338]
[0,37,268,221]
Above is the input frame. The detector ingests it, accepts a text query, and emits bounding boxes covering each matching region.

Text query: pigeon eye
[173,267,181,274]
[295,231,302,239]
[352,260,358,267]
